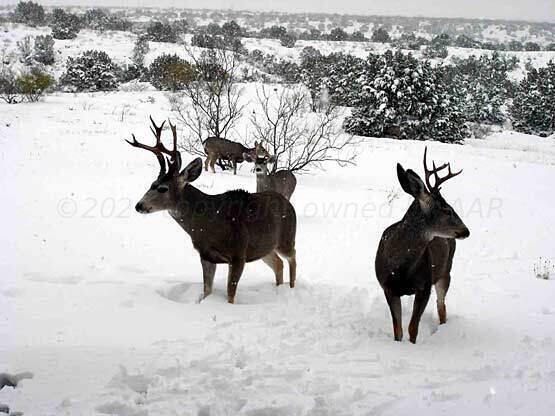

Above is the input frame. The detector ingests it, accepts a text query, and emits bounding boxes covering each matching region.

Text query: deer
[203,137,268,175]
[375,147,470,344]
[127,117,297,304]
[243,143,297,200]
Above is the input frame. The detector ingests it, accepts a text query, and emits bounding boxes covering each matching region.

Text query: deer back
[203,137,250,161]
[171,185,296,264]
[257,170,297,200]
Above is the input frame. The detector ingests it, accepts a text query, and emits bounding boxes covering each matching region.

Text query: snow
[1,90,555,414]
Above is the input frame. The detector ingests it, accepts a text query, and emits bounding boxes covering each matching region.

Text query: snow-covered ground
[1,91,555,415]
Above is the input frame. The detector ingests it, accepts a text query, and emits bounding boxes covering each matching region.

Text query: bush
[191,31,224,49]
[146,21,178,43]
[34,35,55,65]
[343,51,467,143]
[12,1,44,27]
[17,36,34,65]
[61,50,119,92]
[392,33,429,50]
[51,8,81,40]
[510,61,555,137]
[454,35,480,49]
[328,27,348,41]
[148,54,195,91]
[446,52,517,124]
[221,21,243,40]
[371,27,390,43]
[423,43,448,59]
[0,68,20,104]
[16,67,54,102]
[132,35,149,67]
[524,42,541,51]
[118,63,147,83]
[280,33,297,48]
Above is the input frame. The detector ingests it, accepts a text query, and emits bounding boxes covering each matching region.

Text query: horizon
[0,0,554,24]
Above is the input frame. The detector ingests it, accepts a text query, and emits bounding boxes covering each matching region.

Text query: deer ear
[178,157,202,186]
[243,152,254,162]
[397,164,427,199]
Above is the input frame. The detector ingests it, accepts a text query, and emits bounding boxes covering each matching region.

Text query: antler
[423,146,462,192]
[167,119,182,173]
[126,116,182,178]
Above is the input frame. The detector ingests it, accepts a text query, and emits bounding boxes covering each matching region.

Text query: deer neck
[256,172,270,192]
[169,184,210,233]
[395,201,434,270]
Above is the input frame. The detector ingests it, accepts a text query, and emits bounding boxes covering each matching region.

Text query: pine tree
[61,50,119,92]
[510,61,555,137]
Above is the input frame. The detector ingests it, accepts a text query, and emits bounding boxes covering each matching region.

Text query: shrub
[423,44,448,59]
[51,8,81,40]
[343,51,467,143]
[148,54,195,91]
[280,33,297,48]
[82,8,109,31]
[510,61,555,137]
[60,50,119,92]
[12,1,44,27]
[221,21,242,40]
[524,42,541,51]
[0,68,20,104]
[327,27,348,41]
[146,21,178,43]
[350,31,367,42]
[392,33,429,50]
[34,35,55,65]
[132,35,150,67]
[447,52,517,124]
[371,27,390,43]
[17,35,34,65]
[191,31,224,49]
[454,35,480,49]
[118,63,147,83]
[16,67,54,102]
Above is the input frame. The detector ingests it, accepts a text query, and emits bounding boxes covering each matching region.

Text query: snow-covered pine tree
[510,61,555,137]
[343,50,467,143]
[60,50,119,92]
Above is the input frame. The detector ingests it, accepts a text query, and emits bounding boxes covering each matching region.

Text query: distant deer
[203,137,268,175]
[375,148,470,343]
[243,144,297,200]
[127,117,297,304]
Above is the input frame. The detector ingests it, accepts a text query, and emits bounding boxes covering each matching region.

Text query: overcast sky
[1,0,554,22]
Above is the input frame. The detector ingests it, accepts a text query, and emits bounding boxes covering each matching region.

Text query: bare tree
[170,46,246,157]
[250,85,358,173]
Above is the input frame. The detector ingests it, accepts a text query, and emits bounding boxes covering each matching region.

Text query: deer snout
[135,202,150,214]
[456,227,470,239]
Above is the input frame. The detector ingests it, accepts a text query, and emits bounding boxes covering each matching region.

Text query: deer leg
[232,159,238,175]
[204,156,209,172]
[262,251,284,286]
[384,289,403,341]
[435,275,451,324]
[200,258,217,299]
[227,258,245,304]
[277,247,296,288]
[408,288,431,344]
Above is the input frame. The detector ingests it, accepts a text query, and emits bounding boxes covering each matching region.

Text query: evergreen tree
[61,50,119,91]
[51,8,81,40]
[12,1,45,27]
[343,50,467,143]
[510,61,555,137]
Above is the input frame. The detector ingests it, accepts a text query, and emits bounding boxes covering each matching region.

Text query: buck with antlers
[243,143,297,201]
[127,117,297,304]
[375,148,470,344]
[203,137,268,175]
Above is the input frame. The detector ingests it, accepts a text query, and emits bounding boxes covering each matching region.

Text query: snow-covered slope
[1,91,554,415]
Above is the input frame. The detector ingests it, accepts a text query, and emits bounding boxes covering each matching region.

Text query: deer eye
[157,186,169,193]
